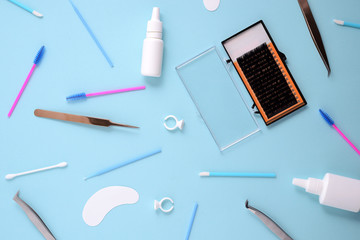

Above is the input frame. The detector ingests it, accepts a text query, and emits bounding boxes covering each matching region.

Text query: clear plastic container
[176,46,260,151]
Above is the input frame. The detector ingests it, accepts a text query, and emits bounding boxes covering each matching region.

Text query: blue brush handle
[85,148,162,180]
[8,0,33,13]
[209,172,276,177]
[69,0,114,67]
[185,203,198,240]
[344,21,360,29]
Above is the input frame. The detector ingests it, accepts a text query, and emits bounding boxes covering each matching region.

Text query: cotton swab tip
[57,162,68,167]
[199,172,210,176]
[5,174,16,180]
[333,19,344,25]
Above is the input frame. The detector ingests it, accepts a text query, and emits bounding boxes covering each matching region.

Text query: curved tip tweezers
[297,0,331,76]
[13,191,56,240]
[245,200,293,240]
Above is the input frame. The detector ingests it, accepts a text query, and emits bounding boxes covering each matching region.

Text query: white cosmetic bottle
[141,7,163,77]
[293,173,360,212]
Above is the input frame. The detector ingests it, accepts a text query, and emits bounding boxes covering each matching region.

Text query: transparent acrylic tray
[176,47,260,151]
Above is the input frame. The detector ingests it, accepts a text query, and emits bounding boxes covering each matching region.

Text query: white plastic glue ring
[154,197,174,213]
[164,115,184,131]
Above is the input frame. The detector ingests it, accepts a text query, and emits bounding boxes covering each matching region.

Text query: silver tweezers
[13,191,56,240]
[245,200,293,240]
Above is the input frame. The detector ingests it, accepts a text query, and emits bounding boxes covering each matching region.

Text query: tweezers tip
[127,125,140,129]
[245,200,249,208]
[13,190,20,200]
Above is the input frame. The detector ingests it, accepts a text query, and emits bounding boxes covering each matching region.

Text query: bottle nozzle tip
[152,7,160,20]
[293,178,307,189]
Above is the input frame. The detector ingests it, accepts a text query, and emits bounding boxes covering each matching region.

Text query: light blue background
[1,0,360,239]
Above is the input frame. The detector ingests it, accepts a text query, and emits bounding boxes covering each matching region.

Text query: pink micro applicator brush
[8,46,45,117]
[66,86,146,101]
[319,109,360,156]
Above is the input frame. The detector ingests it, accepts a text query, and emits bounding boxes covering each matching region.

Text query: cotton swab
[68,0,113,67]
[66,86,146,101]
[185,202,198,240]
[84,148,162,180]
[5,162,67,180]
[8,46,45,117]
[8,0,43,18]
[199,172,276,178]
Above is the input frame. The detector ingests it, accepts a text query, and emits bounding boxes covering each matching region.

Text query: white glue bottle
[293,173,360,212]
[141,7,163,77]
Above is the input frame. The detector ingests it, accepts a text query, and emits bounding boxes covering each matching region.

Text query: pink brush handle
[333,124,360,156]
[8,64,36,117]
[86,86,146,97]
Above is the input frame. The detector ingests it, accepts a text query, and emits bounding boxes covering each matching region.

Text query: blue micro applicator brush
[199,172,276,178]
[185,203,198,240]
[334,19,360,30]
[8,0,43,18]
[68,0,113,67]
[84,148,162,180]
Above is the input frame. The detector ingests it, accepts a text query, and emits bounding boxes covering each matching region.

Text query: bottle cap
[293,177,324,196]
[147,7,162,33]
